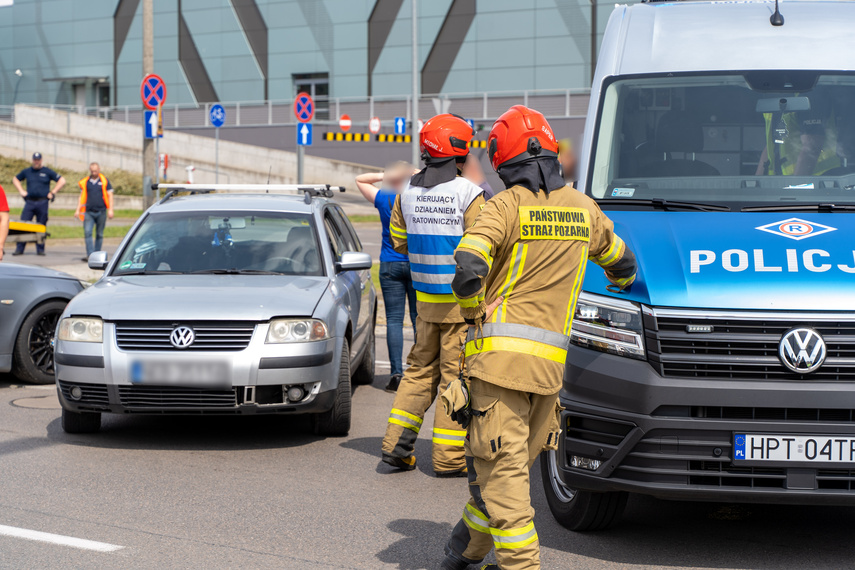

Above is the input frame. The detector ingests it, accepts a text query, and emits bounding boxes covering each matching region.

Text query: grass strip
[9,208,142,219]
[46,225,133,240]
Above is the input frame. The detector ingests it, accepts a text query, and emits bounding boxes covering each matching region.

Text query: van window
[588,72,855,209]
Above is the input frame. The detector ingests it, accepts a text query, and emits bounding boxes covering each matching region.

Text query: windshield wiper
[742,203,855,213]
[598,198,731,212]
[190,268,283,275]
[117,270,182,275]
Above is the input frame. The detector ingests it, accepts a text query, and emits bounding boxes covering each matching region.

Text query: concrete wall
[5,105,378,188]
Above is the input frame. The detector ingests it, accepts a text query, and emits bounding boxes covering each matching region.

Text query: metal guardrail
[0,89,591,130]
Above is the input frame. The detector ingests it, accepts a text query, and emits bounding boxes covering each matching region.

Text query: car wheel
[61,408,101,434]
[12,300,66,385]
[313,338,352,437]
[539,449,627,531]
[352,318,376,386]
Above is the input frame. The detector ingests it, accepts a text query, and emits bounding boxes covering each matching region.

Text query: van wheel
[540,450,627,531]
[352,319,375,386]
[313,339,352,437]
[61,408,101,434]
[13,300,66,385]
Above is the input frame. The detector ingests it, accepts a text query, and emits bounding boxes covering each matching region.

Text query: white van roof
[606,1,855,76]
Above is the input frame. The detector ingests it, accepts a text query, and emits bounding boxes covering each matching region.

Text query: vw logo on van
[170,326,196,349]
[778,328,826,374]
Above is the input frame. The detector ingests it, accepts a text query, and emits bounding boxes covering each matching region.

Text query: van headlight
[266,319,328,343]
[570,292,645,360]
[58,317,103,343]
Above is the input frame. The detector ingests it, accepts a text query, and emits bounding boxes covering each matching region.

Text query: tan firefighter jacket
[451,184,636,394]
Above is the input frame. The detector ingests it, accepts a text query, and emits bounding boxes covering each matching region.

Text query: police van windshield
[112,211,323,276]
[588,72,855,209]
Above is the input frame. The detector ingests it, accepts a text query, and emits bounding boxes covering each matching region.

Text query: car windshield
[588,71,855,210]
[112,211,323,276]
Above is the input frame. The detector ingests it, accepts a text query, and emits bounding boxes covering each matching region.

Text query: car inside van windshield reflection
[112,212,323,276]
[589,71,855,208]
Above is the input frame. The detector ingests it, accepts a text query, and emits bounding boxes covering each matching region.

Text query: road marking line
[0,524,124,552]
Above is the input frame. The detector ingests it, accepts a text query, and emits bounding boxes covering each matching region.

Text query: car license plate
[734,433,855,465]
[130,360,230,388]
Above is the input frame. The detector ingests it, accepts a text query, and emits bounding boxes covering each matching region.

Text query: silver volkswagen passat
[54,186,376,436]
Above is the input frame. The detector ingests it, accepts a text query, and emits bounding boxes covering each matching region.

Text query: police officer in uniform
[381,114,486,477]
[12,152,65,256]
[440,106,637,569]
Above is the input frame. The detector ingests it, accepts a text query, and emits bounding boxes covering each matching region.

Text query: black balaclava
[411,155,466,188]
[497,155,566,195]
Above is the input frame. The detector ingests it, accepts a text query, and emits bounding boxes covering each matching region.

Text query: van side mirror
[88,251,109,270]
[335,251,372,272]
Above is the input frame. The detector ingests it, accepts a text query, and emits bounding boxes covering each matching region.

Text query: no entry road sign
[294,92,315,123]
[141,74,167,110]
[339,114,352,132]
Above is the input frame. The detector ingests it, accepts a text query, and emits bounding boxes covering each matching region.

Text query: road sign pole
[142,0,154,207]
[297,144,304,184]
[411,0,420,165]
[215,127,219,183]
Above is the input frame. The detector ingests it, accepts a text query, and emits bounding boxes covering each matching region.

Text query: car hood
[66,275,330,321]
[583,211,855,311]
[0,262,79,281]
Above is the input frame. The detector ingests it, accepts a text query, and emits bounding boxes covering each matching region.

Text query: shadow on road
[531,475,855,569]
[43,413,327,451]
[340,436,437,476]
[376,519,464,570]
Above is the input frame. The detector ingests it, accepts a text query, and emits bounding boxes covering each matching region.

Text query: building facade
[0,0,630,108]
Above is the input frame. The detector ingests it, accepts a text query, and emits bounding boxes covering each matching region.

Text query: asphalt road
[2,220,855,568]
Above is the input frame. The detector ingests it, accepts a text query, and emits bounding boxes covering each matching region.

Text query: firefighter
[440,106,637,569]
[380,114,486,477]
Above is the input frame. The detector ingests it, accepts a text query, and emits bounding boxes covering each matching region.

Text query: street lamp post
[12,69,23,105]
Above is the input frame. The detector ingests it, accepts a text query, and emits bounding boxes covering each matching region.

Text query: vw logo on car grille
[170,326,196,349]
[778,328,827,374]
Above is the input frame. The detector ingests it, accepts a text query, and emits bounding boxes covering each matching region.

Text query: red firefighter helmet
[488,105,559,171]
[419,114,474,159]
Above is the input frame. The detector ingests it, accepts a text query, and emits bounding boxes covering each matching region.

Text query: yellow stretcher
[8,221,48,245]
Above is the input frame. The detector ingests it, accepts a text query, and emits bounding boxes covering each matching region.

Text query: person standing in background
[0,184,8,262]
[12,152,65,256]
[462,154,494,198]
[355,161,418,393]
[558,138,578,185]
[75,162,114,261]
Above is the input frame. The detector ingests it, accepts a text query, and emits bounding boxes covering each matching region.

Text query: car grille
[58,381,110,409]
[117,385,237,409]
[114,321,256,351]
[645,310,855,380]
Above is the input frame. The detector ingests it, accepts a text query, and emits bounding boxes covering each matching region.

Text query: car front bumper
[55,323,340,415]
[558,345,855,505]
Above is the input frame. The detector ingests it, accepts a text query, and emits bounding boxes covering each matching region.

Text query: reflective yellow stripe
[462,504,491,534]
[491,522,538,549]
[611,273,636,288]
[564,247,589,335]
[454,293,483,308]
[493,533,538,550]
[388,417,421,433]
[433,437,465,446]
[494,243,527,323]
[434,427,467,436]
[595,235,624,266]
[391,408,423,424]
[389,223,407,238]
[458,236,492,260]
[465,336,567,364]
[416,291,456,303]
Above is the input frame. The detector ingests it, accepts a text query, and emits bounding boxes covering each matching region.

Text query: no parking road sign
[294,92,315,123]
[140,74,167,110]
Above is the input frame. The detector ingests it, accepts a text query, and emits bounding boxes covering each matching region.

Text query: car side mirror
[335,251,372,272]
[88,251,109,270]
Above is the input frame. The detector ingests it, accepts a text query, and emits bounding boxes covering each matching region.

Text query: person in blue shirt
[356,161,418,393]
[11,152,66,256]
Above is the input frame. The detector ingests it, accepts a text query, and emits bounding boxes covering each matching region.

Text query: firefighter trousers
[381,316,468,474]
[444,377,562,570]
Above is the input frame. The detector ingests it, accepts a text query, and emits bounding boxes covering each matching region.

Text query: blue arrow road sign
[297,123,313,146]
[394,117,406,135]
[210,104,226,128]
[144,110,157,139]
[466,119,475,130]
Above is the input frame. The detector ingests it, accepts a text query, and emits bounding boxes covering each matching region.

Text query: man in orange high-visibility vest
[76,162,114,261]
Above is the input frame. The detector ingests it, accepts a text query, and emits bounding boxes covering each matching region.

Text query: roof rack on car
[152,184,345,205]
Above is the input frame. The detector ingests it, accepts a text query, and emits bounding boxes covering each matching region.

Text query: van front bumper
[558,345,855,505]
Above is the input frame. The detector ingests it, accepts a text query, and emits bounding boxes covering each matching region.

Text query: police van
[543,0,855,530]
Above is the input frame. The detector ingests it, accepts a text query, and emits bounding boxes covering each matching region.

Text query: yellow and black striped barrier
[469,140,488,148]
[324,132,372,142]
[376,134,412,143]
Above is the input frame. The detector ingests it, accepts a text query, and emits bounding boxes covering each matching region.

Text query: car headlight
[58,317,103,343]
[570,292,644,360]
[266,319,328,343]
